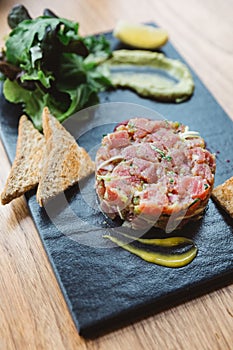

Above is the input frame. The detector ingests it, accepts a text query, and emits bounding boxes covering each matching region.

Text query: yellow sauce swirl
[103,233,197,268]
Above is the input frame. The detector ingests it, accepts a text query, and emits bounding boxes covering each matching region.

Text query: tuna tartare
[95,118,216,231]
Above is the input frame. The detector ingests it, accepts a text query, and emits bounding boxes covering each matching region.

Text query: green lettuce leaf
[1,10,112,129]
[3,79,66,130]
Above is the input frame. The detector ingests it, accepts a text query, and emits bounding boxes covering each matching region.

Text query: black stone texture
[0,28,233,337]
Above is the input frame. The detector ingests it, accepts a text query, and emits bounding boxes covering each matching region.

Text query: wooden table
[0,1,232,349]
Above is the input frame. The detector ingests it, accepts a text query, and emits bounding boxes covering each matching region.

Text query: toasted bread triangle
[36,108,95,206]
[1,115,45,205]
[212,176,233,218]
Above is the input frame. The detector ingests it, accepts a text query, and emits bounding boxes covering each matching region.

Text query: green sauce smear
[103,49,195,103]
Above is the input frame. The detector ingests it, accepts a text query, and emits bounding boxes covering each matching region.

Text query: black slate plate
[1,30,233,338]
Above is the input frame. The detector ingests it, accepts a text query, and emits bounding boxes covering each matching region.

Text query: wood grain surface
[0,0,233,349]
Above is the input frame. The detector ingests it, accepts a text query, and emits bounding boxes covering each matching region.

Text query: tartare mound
[95,118,216,231]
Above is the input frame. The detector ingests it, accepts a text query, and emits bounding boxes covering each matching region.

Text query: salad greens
[0,5,112,129]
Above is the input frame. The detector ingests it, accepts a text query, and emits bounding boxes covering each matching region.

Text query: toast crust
[36,108,95,206]
[1,115,45,205]
[212,176,233,218]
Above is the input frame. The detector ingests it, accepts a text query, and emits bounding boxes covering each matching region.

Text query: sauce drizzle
[103,233,197,268]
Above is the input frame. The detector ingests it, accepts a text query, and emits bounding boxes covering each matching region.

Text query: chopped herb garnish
[204,184,209,190]
[150,145,165,157]
[128,121,135,131]
[169,178,174,184]
[102,133,107,137]
[150,145,172,161]
[173,121,181,128]
[133,196,140,205]
[189,198,201,208]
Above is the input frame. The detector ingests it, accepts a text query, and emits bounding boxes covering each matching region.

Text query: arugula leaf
[55,53,112,121]
[84,35,112,57]
[1,8,112,129]
[6,18,60,66]
[30,44,43,67]
[7,4,32,29]
[3,78,65,129]
[20,69,53,88]
[3,52,111,129]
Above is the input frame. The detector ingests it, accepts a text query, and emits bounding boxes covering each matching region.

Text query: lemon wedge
[113,21,168,49]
